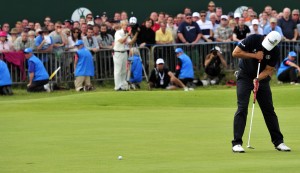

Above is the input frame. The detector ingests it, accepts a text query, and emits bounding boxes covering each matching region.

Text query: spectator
[215,15,233,43]
[13,31,35,51]
[0,31,14,52]
[177,13,202,44]
[120,11,128,21]
[175,48,194,87]
[278,8,298,41]
[35,27,53,52]
[264,5,273,18]
[28,22,35,31]
[245,11,257,26]
[94,15,102,25]
[149,58,188,91]
[166,16,178,42]
[158,12,166,23]
[233,18,250,42]
[228,19,237,31]
[242,10,250,22]
[291,9,300,24]
[206,1,216,21]
[83,27,99,54]
[263,17,283,37]
[73,40,95,91]
[150,12,160,32]
[210,13,220,33]
[155,22,173,44]
[277,51,300,84]
[79,18,86,26]
[28,30,36,41]
[8,28,19,44]
[175,13,184,26]
[24,48,50,92]
[192,12,200,22]
[22,19,29,29]
[99,24,114,49]
[44,16,51,27]
[101,12,108,23]
[86,13,94,25]
[0,59,13,95]
[73,21,80,29]
[93,24,101,44]
[15,21,23,36]
[203,46,227,85]
[80,23,88,37]
[197,10,214,42]
[271,10,278,18]
[234,13,241,24]
[64,19,73,30]
[127,47,143,89]
[47,22,55,33]
[67,28,81,51]
[248,19,263,35]
[259,12,269,30]
[1,23,10,35]
[49,21,68,55]
[137,18,156,47]
[34,22,41,31]
[114,12,121,21]
[215,7,223,24]
[183,7,192,15]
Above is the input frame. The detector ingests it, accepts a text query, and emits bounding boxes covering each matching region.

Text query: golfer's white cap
[129,17,137,24]
[156,58,164,64]
[262,31,281,51]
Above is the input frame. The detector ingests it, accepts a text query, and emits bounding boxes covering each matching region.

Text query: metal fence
[1,40,300,85]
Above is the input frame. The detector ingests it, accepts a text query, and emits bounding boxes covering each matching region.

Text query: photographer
[203,46,227,85]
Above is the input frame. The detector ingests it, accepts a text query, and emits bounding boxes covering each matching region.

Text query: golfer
[231,31,291,153]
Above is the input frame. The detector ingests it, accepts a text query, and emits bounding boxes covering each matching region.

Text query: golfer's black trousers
[232,71,284,147]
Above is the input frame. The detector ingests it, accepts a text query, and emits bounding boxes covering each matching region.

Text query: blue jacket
[28,55,49,81]
[178,53,194,79]
[277,57,296,77]
[128,55,143,83]
[75,47,95,77]
[0,60,12,86]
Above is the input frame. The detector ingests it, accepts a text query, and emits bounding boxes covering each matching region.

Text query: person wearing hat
[0,58,13,95]
[64,19,73,30]
[94,15,102,25]
[175,48,194,87]
[192,12,200,22]
[277,51,300,84]
[203,46,227,85]
[0,31,14,52]
[231,31,291,153]
[248,19,263,36]
[8,28,19,44]
[35,27,53,52]
[263,17,283,37]
[24,48,50,92]
[73,40,95,91]
[149,58,188,91]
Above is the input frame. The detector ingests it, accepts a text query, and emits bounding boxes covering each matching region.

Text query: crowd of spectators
[1,2,300,54]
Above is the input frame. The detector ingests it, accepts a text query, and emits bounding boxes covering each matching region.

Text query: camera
[212,50,218,56]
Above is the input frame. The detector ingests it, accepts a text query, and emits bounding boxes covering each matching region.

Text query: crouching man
[74,40,95,91]
[0,59,13,95]
[24,48,50,92]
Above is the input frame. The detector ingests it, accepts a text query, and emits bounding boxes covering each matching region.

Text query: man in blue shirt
[74,40,95,91]
[25,48,50,92]
[175,48,194,87]
[277,51,300,84]
[263,17,283,37]
[0,59,13,95]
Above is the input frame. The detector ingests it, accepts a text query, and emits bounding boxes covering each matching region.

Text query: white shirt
[248,25,263,36]
[113,29,131,51]
[196,20,213,38]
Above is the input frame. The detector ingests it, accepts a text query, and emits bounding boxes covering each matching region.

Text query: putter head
[247,145,255,149]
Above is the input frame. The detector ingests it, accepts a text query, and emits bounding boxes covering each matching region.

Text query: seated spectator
[203,46,227,85]
[233,17,250,42]
[248,19,263,36]
[0,59,13,95]
[73,40,95,91]
[99,24,114,49]
[149,58,188,91]
[8,28,19,44]
[175,48,194,88]
[263,17,283,37]
[35,27,53,52]
[137,18,156,47]
[83,27,99,54]
[49,21,68,55]
[0,31,14,52]
[277,51,300,84]
[13,31,35,51]
[24,48,50,92]
[127,47,143,89]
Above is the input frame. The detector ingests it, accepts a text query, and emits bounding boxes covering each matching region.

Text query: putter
[247,62,260,149]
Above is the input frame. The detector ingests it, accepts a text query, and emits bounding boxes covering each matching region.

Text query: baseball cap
[270,17,277,23]
[74,40,84,46]
[288,51,297,57]
[94,15,101,19]
[234,13,241,18]
[192,12,200,18]
[210,46,222,53]
[129,17,137,24]
[24,48,33,53]
[221,15,228,20]
[262,31,282,51]
[175,48,184,53]
[252,19,259,25]
[156,58,164,64]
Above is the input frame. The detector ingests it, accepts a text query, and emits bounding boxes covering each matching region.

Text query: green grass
[0,85,300,173]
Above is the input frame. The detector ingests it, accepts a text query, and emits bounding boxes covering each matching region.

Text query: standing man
[24,48,50,92]
[231,31,291,153]
[73,40,95,91]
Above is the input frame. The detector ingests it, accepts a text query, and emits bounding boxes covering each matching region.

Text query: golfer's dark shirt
[237,34,279,79]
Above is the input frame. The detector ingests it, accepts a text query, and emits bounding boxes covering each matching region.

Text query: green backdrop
[1,0,299,26]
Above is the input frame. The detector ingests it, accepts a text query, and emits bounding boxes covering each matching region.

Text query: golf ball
[118,156,123,160]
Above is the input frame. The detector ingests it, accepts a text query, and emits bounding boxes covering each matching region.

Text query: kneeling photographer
[203,46,227,85]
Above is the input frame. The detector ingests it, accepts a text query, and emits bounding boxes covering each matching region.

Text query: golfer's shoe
[276,143,291,152]
[232,145,245,153]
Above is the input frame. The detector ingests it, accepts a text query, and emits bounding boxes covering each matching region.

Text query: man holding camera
[204,46,227,85]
